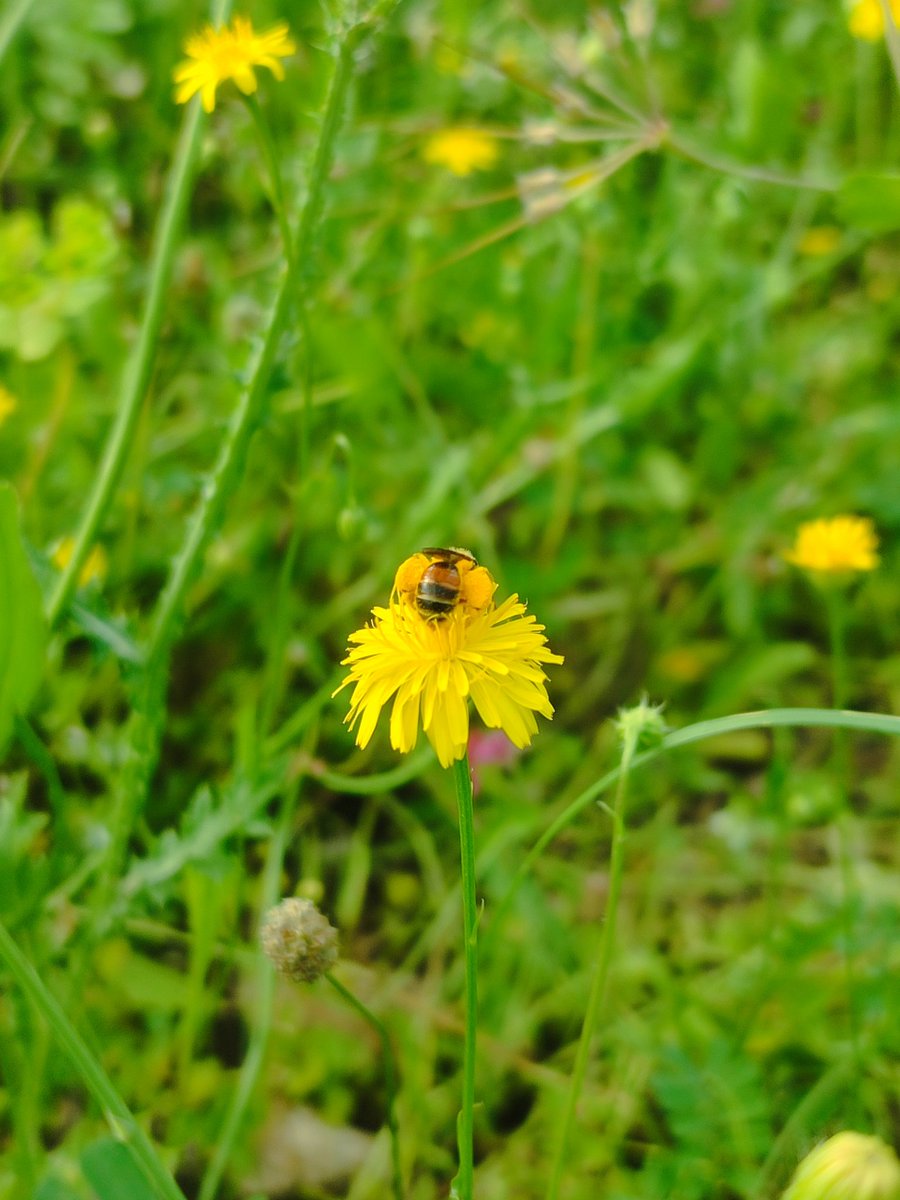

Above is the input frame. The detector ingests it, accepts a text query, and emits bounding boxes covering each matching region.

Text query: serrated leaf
[81,1137,158,1200]
[0,483,48,754]
[837,173,900,233]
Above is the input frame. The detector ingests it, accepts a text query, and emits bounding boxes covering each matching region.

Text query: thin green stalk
[0,997,39,1193]
[243,93,294,262]
[451,753,478,1200]
[486,708,900,946]
[14,716,65,824]
[146,19,363,669]
[326,972,404,1200]
[46,69,211,626]
[880,0,900,92]
[546,726,638,1200]
[0,0,37,65]
[824,585,849,714]
[197,798,294,1200]
[48,0,232,627]
[0,919,185,1200]
[97,14,369,909]
[823,584,863,1120]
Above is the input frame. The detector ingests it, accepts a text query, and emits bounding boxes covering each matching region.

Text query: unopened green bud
[782,1132,900,1200]
[614,697,668,752]
[260,898,339,983]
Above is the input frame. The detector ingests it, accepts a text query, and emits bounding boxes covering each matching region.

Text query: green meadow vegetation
[2,1,900,1198]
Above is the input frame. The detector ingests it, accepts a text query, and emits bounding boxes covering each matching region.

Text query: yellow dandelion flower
[784,515,879,574]
[51,536,108,587]
[0,385,17,424]
[848,0,900,40]
[422,129,499,177]
[173,16,296,113]
[335,550,563,768]
[781,1131,900,1200]
[797,226,841,257]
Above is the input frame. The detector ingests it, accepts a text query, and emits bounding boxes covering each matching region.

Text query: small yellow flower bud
[782,1132,900,1200]
[260,898,338,983]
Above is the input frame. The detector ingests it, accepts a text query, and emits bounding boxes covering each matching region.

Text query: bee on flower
[784,515,879,575]
[335,548,563,769]
[173,16,296,113]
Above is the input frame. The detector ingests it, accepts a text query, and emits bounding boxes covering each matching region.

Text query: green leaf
[81,1137,158,1200]
[837,173,900,233]
[34,1174,85,1200]
[0,482,47,754]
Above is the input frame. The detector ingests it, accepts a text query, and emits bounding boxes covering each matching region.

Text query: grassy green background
[1,1,899,1198]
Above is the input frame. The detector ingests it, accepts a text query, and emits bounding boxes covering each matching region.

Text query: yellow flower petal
[784,515,879,575]
[848,0,900,40]
[422,129,499,177]
[51,536,107,587]
[172,16,295,112]
[0,385,17,425]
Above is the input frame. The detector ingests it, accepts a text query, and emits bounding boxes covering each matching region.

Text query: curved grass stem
[546,726,638,1200]
[486,707,900,947]
[0,919,185,1200]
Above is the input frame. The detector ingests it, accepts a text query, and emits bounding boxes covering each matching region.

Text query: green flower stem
[824,585,848,713]
[487,708,900,945]
[197,799,294,1200]
[0,0,37,66]
[879,0,900,92]
[451,753,478,1200]
[0,918,185,1200]
[243,93,294,263]
[546,724,638,1200]
[823,583,863,1117]
[47,0,233,627]
[146,18,363,669]
[44,0,228,628]
[95,14,370,914]
[326,972,404,1200]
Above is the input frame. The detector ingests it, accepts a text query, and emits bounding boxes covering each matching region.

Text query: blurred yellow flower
[173,16,295,113]
[785,515,879,574]
[423,129,499,177]
[0,385,16,424]
[781,1131,900,1200]
[335,552,563,768]
[51,536,108,587]
[849,0,900,40]
[797,226,841,257]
